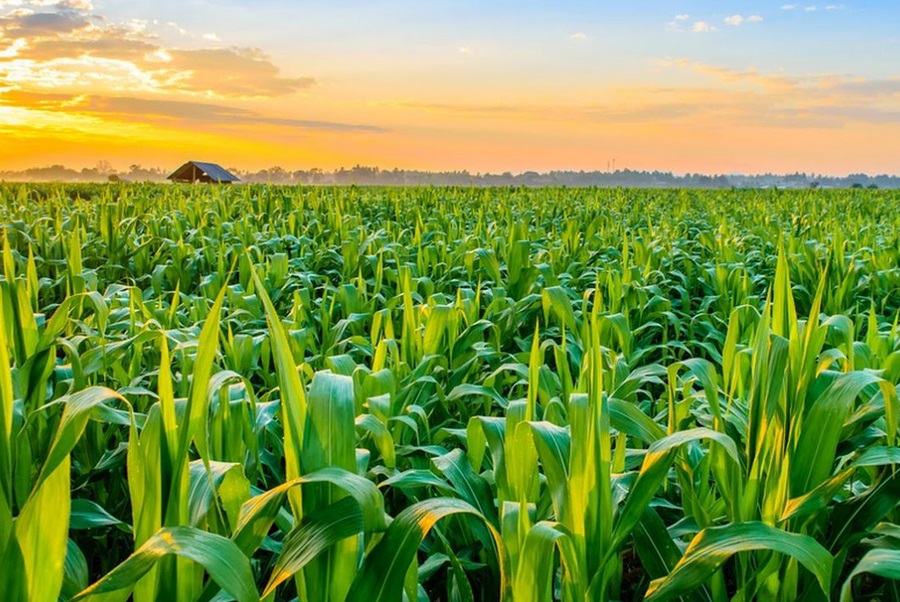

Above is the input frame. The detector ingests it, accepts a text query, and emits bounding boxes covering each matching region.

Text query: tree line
[2,162,897,189]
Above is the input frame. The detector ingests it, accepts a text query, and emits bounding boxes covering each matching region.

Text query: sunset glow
[1,0,898,174]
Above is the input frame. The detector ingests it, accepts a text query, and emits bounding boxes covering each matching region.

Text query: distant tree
[80,167,100,181]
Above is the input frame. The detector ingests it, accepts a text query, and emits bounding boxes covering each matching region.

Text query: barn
[167,161,240,184]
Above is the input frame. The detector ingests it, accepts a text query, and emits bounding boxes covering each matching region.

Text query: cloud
[164,47,315,96]
[400,59,894,131]
[569,32,587,40]
[458,46,471,54]
[166,21,190,36]
[782,4,847,12]
[56,0,93,9]
[0,8,91,36]
[399,101,520,116]
[724,14,764,26]
[667,15,718,33]
[0,0,315,98]
[655,59,900,128]
[0,90,388,132]
[0,37,25,57]
[665,14,690,31]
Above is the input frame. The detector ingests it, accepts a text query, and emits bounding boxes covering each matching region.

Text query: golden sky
[1,0,899,174]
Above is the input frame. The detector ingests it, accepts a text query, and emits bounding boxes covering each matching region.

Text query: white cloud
[59,0,92,9]
[2,55,162,91]
[166,22,190,36]
[782,3,847,13]
[0,38,26,57]
[458,46,471,54]
[123,19,149,34]
[665,14,691,32]
[569,32,587,40]
[27,0,93,8]
[692,21,717,33]
[202,32,220,41]
[144,48,171,63]
[725,14,764,26]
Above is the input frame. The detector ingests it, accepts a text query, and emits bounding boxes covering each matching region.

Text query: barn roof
[167,161,240,183]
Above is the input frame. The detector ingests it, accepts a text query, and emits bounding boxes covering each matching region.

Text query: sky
[0,0,898,175]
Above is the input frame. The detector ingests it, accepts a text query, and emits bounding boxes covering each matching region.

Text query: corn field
[1,183,900,601]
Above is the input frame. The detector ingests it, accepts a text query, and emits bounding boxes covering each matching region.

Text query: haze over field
[1,0,898,175]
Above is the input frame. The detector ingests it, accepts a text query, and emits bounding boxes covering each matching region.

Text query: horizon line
[2,163,900,180]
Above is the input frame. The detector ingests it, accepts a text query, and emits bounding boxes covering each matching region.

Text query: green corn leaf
[466,416,508,498]
[346,497,508,602]
[830,470,900,551]
[609,397,666,445]
[187,460,250,531]
[178,285,226,469]
[232,467,385,556]
[70,499,130,531]
[302,371,358,602]
[433,448,498,526]
[644,522,832,602]
[423,304,453,357]
[782,447,900,523]
[514,521,585,602]
[378,469,457,495]
[262,497,365,598]
[631,508,681,580]
[0,284,14,554]
[4,454,71,602]
[527,421,570,523]
[542,286,577,331]
[37,386,128,492]
[71,526,260,602]
[608,428,741,559]
[840,548,900,602]
[791,371,892,497]
[356,413,396,469]
[250,263,307,515]
[62,538,89,600]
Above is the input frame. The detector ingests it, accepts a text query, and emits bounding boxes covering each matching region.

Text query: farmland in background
[1,183,899,601]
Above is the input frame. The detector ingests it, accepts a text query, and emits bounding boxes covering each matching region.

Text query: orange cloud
[0,89,387,132]
[0,2,314,98]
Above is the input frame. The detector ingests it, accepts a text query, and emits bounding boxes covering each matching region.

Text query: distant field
[1,183,899,601]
